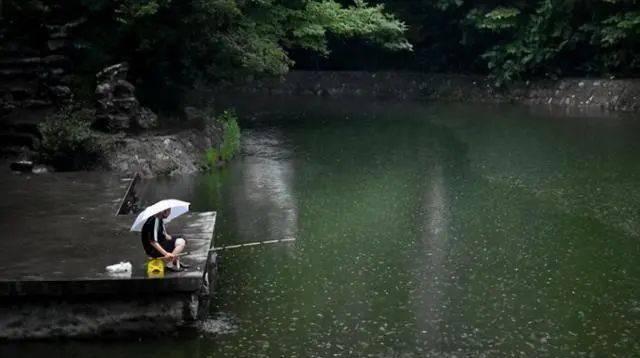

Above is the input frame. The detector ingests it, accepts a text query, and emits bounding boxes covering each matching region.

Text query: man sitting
[140,208,189,271]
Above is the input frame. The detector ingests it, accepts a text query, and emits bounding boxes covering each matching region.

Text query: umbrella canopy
[130,199,190,232]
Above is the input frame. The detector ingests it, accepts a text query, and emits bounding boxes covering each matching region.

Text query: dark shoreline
[210,71,640,113]
[6,70,639,177]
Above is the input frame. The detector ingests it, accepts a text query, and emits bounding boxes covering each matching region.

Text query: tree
[98,0,411,78]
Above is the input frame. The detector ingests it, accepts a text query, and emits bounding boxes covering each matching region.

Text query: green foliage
[291,0,412,53]
[7,0,640,89]
[212,0,409,77]
[54,0,410,84]
[38,108,101,171]
[3,0,410,110]
[584,9,640,72]
[116,0,173,20]
[434,0,464,11]
[600,12,640,47]
[369,0,640,82]
[204,109,241,168]
[466,7,520,31]
[478,0,574,85]
[220,111,241,161]
[204,147,220,167]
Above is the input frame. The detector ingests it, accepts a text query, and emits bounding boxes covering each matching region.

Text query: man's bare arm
[150,241,174,259]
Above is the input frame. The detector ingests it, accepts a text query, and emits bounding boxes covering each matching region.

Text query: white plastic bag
[106,261,132,273]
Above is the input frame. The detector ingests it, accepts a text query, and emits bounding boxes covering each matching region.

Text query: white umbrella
[130,199,190,232]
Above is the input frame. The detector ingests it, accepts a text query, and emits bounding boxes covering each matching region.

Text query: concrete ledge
[0,275,204,297]
[0,212,217,297]
[0,172,218,339]
[0,293,198,339]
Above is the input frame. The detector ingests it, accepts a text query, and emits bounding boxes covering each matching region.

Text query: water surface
[5,98,640,357]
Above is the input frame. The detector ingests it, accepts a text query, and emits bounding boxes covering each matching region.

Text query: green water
[5,98,640,357]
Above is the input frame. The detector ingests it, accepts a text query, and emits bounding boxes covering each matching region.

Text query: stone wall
[218,71,640,112]
[0,14,83,157]
[0,18,81,113]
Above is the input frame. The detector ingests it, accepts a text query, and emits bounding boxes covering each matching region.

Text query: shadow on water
[3,96,640,357]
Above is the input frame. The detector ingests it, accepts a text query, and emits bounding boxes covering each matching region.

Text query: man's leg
[172,237,186,255]
[172,237,187,268]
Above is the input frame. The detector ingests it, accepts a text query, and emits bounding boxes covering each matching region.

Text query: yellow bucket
[146,258,165,278]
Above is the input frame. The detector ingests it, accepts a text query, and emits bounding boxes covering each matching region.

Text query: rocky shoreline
[216,71,640,113]
[2,62,225,178]
[101,124,221,177]
[3,124,222,178]
[115,71,640,175]
[91,63,225,177]
[5,70,640,177]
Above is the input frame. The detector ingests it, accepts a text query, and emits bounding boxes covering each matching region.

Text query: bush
[204,109,241,168]
[204,147,220,168]
[38,108,102,171]
[219,110,241,162]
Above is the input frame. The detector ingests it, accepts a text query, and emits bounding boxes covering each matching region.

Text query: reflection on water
[4,98,640,357]
[415,163,449,351]
[232,130,298,244]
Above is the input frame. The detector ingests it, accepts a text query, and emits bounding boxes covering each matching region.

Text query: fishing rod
[210,237,296,251]
[175,237,296,256]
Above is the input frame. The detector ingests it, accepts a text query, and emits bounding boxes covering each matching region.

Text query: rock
[96,63,129,83]
[47,39,68,52]
[112,97,139,111]
[0,17,83,115]
[184,106,204,122]
[184,106,210,125]
[94,63,158,132]
[103,122,222,177]
[42,55,69,66]
[136,107,158,129]
[95,114,130,132]
[32,165,51,174]
[49,85,72,99]
[49,68,66,78]
[23,99,52,108]
[0,68,40,79]
[0,57,42,66]
[45,18,87,38]
[10,160,34,172]
[95,83,112,97]
[115,80,135,96]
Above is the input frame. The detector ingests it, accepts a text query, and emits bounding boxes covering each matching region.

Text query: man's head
[158,208,171,219]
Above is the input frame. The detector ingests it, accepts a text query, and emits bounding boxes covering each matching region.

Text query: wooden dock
[0,171,217,339]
